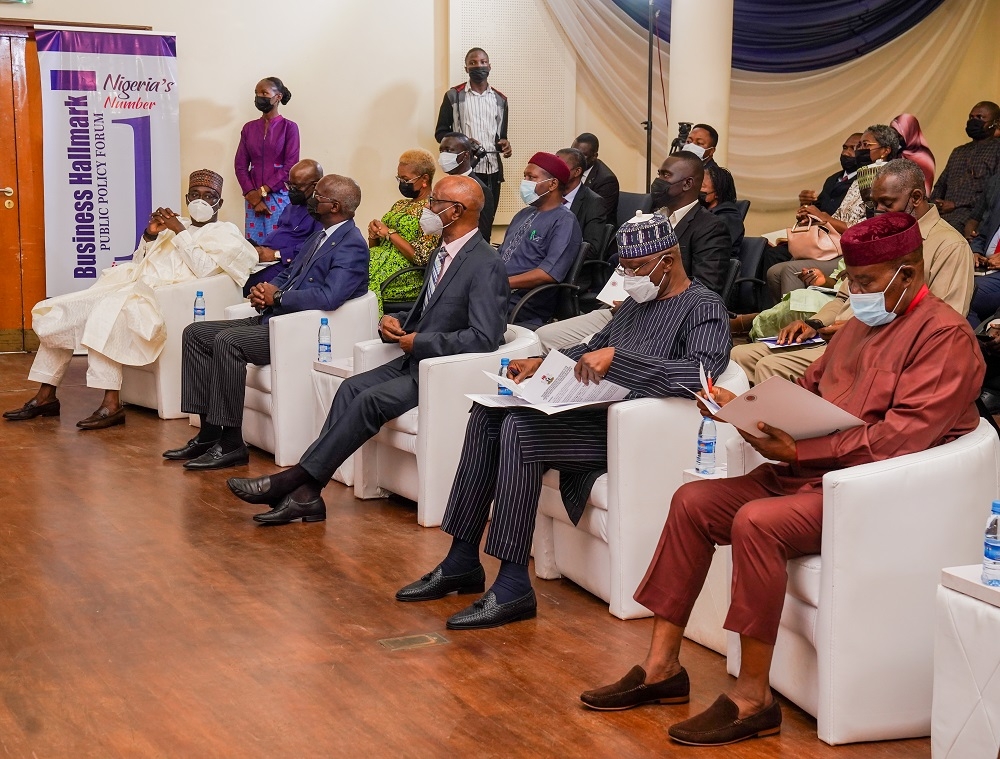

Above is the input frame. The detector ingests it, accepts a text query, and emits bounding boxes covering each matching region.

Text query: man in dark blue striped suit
[163,174,370,470]
[397,213,732,630]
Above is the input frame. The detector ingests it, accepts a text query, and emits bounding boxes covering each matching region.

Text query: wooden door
[0,26,45,352]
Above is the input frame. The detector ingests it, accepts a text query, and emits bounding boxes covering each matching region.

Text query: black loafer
[183,443,249,470]
[163,437,217,460]
[4,398,60,421]
[77,406,125,430]
[668,693,781,746]
[446,589,537,630]
[395,564,486,602]
[580,665,690,710]
[253,494,326,525]
[227,475,279,504]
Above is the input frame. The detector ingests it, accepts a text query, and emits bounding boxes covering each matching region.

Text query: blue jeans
[968,272,1000,328]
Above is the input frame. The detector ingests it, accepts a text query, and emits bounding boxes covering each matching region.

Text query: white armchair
[353,325,540,528]
[226,291,379,466]
[121,273,243,419]
[724,420,1000,745]
[531,360,750,655]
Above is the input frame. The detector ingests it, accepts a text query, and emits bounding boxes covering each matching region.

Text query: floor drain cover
[378,632,449,651]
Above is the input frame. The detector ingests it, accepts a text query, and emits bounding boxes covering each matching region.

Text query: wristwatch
[260,185,269,199]
[272,289,283,308]
[805,318,824,331]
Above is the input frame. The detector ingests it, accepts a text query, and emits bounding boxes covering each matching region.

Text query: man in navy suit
[226,175,510,524]
[164,174,370,471]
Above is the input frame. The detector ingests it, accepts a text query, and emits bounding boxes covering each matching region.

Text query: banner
[35,27,180,297]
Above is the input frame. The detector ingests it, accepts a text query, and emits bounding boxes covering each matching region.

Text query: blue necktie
[421,247,449,310]
[286,231,327,291]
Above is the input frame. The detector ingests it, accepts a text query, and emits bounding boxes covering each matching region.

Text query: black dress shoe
[227,475,280,504]
[446,589,537,630]
[395,564,486,602]
[4,398,60,421]
[163,437,217,460]
[183,443,249,470]
[77,406,125,430]
[253,494,326,525]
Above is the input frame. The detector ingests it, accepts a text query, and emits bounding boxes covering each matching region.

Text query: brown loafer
[668,693,781,746]
[580,665,689,710]
[4,398,60,421]
[77,406,126,430]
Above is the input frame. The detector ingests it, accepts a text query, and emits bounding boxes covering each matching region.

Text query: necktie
[422,247,449,309]
[286,232,326,292]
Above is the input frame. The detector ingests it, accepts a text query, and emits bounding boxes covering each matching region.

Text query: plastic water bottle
[317,317,332,363]
[498,357,513,395]
[193,291,206,322]
[696,416,717,475]
[983,500,1000,587]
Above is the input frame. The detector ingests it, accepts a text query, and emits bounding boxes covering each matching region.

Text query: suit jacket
[266,219,370,321]
[815,170,854,217]
[569,185,606,259]
[387,232,510,375]
[470,173,496,242]
[672,204,732,294]
[972,176,1000,255]
[583,159,620,225]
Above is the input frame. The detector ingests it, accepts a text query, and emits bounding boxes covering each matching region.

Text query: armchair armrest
[226,301,257,320]
[355,338,405,373]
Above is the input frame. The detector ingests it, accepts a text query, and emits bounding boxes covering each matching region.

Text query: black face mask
[468,67,490,83]
[650,177,682,209]
[255,96,275,114]
[698,192,711,207]
[398,180,421,199]
[306,197,322,219]
[288,187,309,206]
[966,118,990,140]
[854,148,873,168]
[840,154,858,174]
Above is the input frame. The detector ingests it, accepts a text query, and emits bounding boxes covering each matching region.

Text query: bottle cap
[196,290,203,297]
[501,357,510,364]
[320,317,329,325]
[992,500,1000,515]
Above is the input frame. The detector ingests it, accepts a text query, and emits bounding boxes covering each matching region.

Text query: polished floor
[0,354,930,758]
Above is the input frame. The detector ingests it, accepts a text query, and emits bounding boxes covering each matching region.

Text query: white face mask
[438,152,464,174]
[683,143,707,160]
[520,178,553,206]
[622,256,665,303]
[188,198,218,223]
[418,205,457,237]
[848,266,908,327]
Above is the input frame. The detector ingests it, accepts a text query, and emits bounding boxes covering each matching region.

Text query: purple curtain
[612,0,947,73]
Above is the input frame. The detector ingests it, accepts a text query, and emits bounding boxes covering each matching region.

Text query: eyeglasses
[395,175,425,185]
[312,191,338,205]
[428,196,466,210]
[615,256,664,277]
[284,180,316,192]
[857,141,882,150]
[186,192,220,203]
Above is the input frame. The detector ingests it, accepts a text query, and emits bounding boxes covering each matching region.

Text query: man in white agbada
[4,169,257,429]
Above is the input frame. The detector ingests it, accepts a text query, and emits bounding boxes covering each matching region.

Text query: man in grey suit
[227,176,510,524]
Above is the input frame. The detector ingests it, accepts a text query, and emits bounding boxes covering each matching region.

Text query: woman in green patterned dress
[366,149,441,313]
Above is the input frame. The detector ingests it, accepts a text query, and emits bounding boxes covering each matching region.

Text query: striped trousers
[441,404,608,566]
[180,317,270,428]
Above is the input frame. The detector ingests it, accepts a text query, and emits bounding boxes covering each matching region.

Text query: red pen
[707,371,714,395]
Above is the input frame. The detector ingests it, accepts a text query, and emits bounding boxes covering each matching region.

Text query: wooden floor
[0,353,930,758]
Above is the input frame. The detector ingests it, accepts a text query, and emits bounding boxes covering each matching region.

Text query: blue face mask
[520,178,553,206]
[849,267,907,327]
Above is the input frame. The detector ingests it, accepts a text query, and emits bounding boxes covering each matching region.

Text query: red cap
[527,152,571,184]
[841,212,921,266]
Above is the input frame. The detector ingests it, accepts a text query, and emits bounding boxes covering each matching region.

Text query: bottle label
[697,439,716,455]
[194,308,205,319]
[498,386,513,396]
[985,539,1000,561]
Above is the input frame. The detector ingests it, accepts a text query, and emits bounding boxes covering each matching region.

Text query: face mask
[622,257,665,303]
[254,96,275,114]
[188,198,218,223]
[520,178,552,206]
[306,196,322,219]
[683,143,707,160]
[698,191,710,207]
[854,148,873,168]
[840,154,858,174]
[399,179,421,199]
[438,152,464,173]
[966,118,990,140]
[287,187,309,206]
[649,177,678,209]
[468,67,490,83]
[418,206,457,236]
[849,267,907,327]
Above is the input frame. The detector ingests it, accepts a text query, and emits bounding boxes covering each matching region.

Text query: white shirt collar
[322,219,348,240]
[582,165,593,182]
[563,183,581,206]
[460,167,474,177]
[443,227,479,258]
[669,198,700,227]
[466,82,493,96]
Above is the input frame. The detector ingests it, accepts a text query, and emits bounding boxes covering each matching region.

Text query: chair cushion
[786,554,821,608]
[246,365,272,394]
[385,409,419,436]
[539,471,609,543]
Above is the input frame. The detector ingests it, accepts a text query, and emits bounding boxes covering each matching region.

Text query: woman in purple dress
[235,77,300,243]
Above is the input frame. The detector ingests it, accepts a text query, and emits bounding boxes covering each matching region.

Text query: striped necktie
[422,247,449,309]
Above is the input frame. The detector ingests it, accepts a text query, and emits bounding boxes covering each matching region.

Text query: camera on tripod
[669,122,694,156]
[469,142,488,169]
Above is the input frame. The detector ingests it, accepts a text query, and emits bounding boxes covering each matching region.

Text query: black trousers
[440,405,607,566]
[180,316,270,428]
[475,171,503,216]
[299,356,420,483]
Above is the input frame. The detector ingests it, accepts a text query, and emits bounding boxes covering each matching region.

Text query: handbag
[786,214,842,261]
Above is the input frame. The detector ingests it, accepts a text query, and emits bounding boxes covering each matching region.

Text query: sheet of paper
[756,335,825,350]
[713,375,864,440]
[466,394,614,415]
[597,272,627,306]
[762,229,787,247]
[481,350,630,406]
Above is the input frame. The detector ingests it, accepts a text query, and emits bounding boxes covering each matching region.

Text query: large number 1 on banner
[112,115,153,251]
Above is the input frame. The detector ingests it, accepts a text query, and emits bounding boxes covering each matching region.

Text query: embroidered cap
[841,211,921,266]
[188,169,224,195]
[616,212,678,259]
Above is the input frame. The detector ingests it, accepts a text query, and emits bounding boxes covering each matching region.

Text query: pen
[707,371,714,395]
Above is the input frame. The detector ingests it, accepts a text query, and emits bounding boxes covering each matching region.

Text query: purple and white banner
[36,27,179,297]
